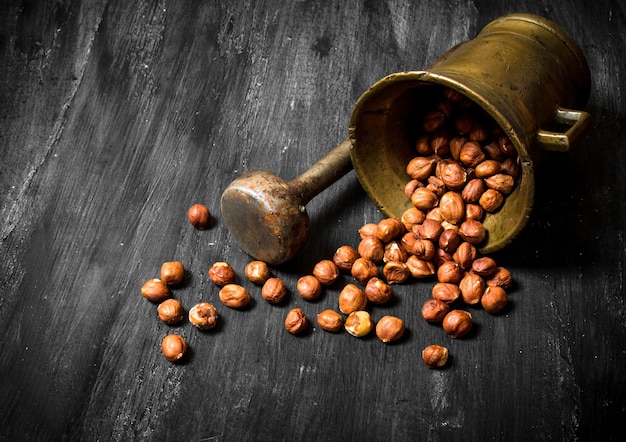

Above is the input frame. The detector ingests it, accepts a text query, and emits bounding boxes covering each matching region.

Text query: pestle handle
[288,138,354,205]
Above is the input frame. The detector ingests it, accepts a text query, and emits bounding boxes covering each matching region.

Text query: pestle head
[220,170,311,265]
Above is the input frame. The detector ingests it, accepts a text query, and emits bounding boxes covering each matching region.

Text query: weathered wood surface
[1,0,624,440]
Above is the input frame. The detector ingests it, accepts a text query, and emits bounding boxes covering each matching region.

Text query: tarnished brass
[349,13,591,253]
[222,13,591,264]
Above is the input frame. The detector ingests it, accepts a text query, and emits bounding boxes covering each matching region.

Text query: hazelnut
[475,159,502,178]
[501,157,521,178]
[458,219,486,245]
[160,261,185,286]
[453,241,477,270]
[376,217,405,243]
[479,189,504,212]
[297,275,323,301]
[405,255,435,279]
[415,134,433,155]
[357,236,385,263]
[421,299,450,323]
[244,261,271,284]
[316,310,344,333]
[483,140,505,161]
[471,256,497,277]
[285,308,308,334]
[161,334,187,362]
[469,123,488,142]
[338,283,368,314]
[219,284,251,309]
[383,261,410,284]
[208,262,236,286]
[408,238,435,261]
[442,310,473,338]
[404,179,422,199]
[422,110,446,132]
[461,178,486,203]
[437,261,463,284]
[157,299,184,325]
[436,159,467,190]
[481,286,508,314]
[375,315,405,343]
[261,277,287,304]
[454,113,474,134]
[459,273,486,305]
[449,136,467,160]
[433,247,454,267]
[484,173,515,195]
[344,311,373,338]
[401,207,426,231]
[383,241,409,263]
[444,87,465,103]
[499,135,516,156]
[422,344,449,368]
[431,282,461,304]
[364,277,393,304]
[189,302,219,330]
[416,218,443,241]
[426,176,446,197]
[425,207,444,223]
[486,266,513,289]
[141,279,170,303]
[438,228,463,254]
[465,203,484,221]
[350,257,379,285]
[459,141,486,168]
[187,203,211,229]
[431,129,450,156]
[439,191,465,225]
[358,223,378,239]
[406,156,436,181]
[333,245,360,272]
[410,187,439,211]
[312,260,340,286]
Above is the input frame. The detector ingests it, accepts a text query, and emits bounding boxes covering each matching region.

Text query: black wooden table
[1,1,624,440]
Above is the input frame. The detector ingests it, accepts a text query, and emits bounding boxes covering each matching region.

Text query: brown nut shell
[157,299,184,325]
[364,277,393,305]
[316,310,344,333]
[261,277,287,304]
[219,284,251,309]
[244,261,271,284]
[209,262,236,286]
[338,283,368,314]
[285,308,308,334]
[442,310,473,338]
[297,275,323,301]
[189,302,219,330]
[332,245,360,272]
[187,204,211,229]
[459,273,486,305]
[422,344,449,368]
[350,257,379,285]
[375,315,405,343]
[161,334,187,362]
[312,260,340,286]
[344,311,373,337]
[481,286,508,314]
[141,279,170,303]
[160,261,185,286]
[421,299,450,323]
[431,282,461,304]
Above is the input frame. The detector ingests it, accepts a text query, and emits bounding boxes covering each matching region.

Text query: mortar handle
[537,107,592,152]
[288,138,354,205]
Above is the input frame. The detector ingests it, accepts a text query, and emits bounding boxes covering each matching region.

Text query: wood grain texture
[1,0,624,440]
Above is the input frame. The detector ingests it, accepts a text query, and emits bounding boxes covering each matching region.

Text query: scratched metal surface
[0,0,624,440]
